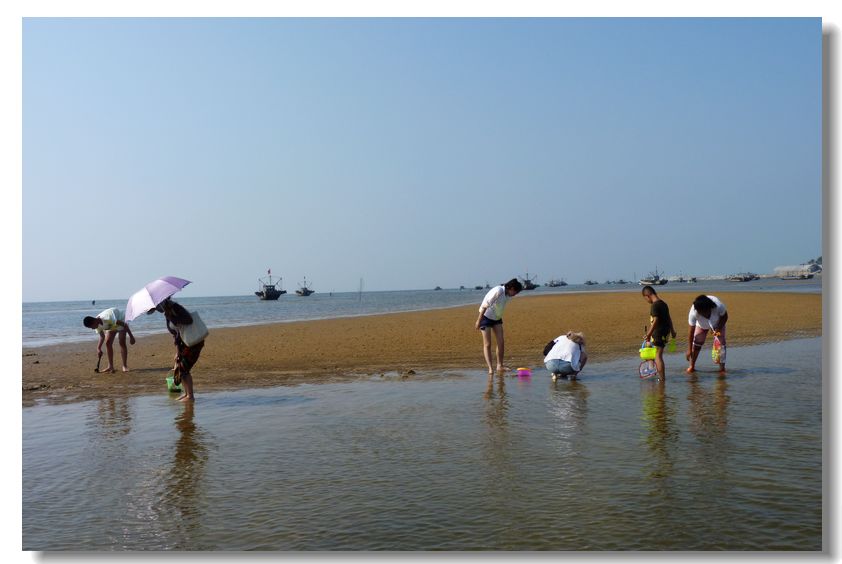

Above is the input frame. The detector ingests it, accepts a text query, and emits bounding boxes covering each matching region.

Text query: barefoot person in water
[155,298,206,402]
[686,294,728,374]
[642,285,676,379]
[475,278,523,375]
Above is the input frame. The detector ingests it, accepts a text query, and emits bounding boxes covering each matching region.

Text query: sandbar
[22,291,822,406]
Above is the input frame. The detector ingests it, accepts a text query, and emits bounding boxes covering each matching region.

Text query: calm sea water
[23,337,822,550]
[22,278,821,348]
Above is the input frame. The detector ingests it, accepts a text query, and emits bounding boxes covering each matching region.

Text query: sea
[22,277,822,349]
[23,337,822,550]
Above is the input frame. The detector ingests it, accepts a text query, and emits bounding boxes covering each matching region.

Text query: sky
[21,17,823,302]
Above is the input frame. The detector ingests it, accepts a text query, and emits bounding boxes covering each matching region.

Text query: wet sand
[22,291,821,406]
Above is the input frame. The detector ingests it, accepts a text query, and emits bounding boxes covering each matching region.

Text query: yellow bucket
[639,347,657,361]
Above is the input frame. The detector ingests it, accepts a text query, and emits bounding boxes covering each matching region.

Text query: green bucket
[166,372,182,393]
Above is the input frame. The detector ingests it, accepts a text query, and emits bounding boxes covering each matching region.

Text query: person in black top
[642,286,676,379]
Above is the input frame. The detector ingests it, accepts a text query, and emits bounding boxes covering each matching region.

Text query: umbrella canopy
[125,276,191,321]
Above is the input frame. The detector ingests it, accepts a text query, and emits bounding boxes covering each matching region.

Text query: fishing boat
[584,280,598,286]
[296,277,315,296]
[255,269,286,300]
[639,267,668,286]
[545,279,568,287]
[521,272,539,290]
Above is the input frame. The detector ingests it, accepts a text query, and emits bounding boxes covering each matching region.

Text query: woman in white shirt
[686,295,728,374]
[475,278,523,374]
[544,331,588,381]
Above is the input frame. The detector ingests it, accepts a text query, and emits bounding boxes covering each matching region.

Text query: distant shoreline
[21,272,822,305]
[22,290,822,407]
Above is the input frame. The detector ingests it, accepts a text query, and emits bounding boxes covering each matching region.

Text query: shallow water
[23,338,822,550]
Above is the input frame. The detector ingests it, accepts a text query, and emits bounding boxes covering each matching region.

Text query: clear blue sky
[22,17,822,302]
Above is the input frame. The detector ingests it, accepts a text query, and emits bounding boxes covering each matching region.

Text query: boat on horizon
[520,271,539,290]
[639,267,668,286]
[545,278,568,287]
[255,269,286,300]
[296,277,315,296]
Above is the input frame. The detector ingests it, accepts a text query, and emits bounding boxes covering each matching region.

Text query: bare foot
[685,366,695,374]
[122,367,130,373]
[178,395,194,402]
[104,367,116,374]
[497,366,510,373]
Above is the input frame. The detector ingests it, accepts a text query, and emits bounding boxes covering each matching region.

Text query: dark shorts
[174,339,205,384]
[479,316,503,330]
[651,333,669,348]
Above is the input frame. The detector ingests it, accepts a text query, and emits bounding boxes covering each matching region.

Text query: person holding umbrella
[125,276,205,401]
[82,307,136,373]
[154,298,206,402]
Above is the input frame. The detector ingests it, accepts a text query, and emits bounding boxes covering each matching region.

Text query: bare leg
[655,346,665,379]
[491,324,506,373]
[104,332,116,373]
[481,329,494,375]
[178,373,195,401]
[118,331,129,372]
[687,328,706,374]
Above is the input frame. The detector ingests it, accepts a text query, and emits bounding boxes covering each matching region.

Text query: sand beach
[22,291,822,406]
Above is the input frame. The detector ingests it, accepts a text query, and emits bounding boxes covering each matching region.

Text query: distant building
[773,263,822,276]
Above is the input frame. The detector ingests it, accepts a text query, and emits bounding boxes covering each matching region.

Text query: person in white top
[82,307,136,373]
[543,332,588,381]
[686,295,729,374]
[475,278,523,375]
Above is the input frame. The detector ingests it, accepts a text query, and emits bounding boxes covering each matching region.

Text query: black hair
[82,316,97,328]
[164,299,193,326]
[693,295,717,312]
[641,285,656,296]
[504,278,523,293]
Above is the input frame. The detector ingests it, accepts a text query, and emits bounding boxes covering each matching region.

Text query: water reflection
[640,379,678,482]
[481,374,512,491]
[687,376,730,441]
[90,397,133,441]
[549,379,589,434]
[157,403,210,548]
[683,375,733,514]
[483,374,509,430]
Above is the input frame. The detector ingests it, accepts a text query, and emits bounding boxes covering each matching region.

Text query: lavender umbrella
[125,276,191,321]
